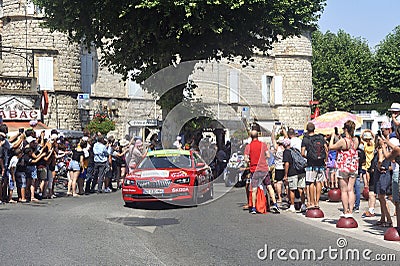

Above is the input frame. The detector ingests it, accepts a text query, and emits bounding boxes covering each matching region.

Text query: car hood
[131,169,190,179]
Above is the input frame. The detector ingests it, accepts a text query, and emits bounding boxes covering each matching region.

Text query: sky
[317,0,400,48]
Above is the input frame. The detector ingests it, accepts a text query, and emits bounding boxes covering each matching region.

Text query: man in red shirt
[245,130,280,214]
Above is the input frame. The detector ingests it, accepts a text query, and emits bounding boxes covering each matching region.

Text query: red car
[122,149,214,206]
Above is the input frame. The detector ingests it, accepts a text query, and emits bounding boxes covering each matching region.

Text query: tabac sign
[0,97,41,121]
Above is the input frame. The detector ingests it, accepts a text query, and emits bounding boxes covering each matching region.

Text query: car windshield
[138,155,192,169]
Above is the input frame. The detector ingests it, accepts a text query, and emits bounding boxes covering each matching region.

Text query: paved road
[0,183,399,265]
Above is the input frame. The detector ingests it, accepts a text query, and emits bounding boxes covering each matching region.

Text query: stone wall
[191,34,312,130]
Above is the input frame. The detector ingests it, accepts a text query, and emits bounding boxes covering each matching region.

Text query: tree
[375,26,400,105]
[34,0,326,112]
[86,113,116,135]
[311,30,376,113]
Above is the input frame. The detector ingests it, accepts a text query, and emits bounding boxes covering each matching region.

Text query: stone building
[191,34,313,135]
[0,0,160,139]
[0,0,312,140]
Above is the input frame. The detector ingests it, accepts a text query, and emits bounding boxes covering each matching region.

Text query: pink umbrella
[309,111,363,135]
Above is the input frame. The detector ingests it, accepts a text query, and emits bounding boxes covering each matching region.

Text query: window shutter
[38,57,54,91]
[81,53,93,93]
[229,69,239,104]
[262,75,272,104]
[274,75,283,105]
[26,1,35,15]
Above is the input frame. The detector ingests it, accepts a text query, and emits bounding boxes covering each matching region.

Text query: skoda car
[122,149,213,206]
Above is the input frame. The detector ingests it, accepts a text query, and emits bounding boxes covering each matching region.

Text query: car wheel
[204,182,214,200]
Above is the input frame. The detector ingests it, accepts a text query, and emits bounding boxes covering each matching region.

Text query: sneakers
[362,211,375,218]
[250,207,257,214]
[300,204,307,213]
[287,205,296,213]
[271,203,281,213]
[340,212,346,218]
[104,188,112,193]
[344,213,353,218]
[354,207,360,213]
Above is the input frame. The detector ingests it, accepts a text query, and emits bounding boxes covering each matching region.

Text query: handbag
[335,138,359,173]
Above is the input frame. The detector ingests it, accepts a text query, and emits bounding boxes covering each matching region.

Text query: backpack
[290,147,307,171]
[307,134,326,161]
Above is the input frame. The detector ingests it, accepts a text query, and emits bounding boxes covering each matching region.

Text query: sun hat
[362,131,373,140]
[388,103,400,112]
[380,121,392,129]
[282,138,291,147]
[26,136,36,143]
[119,139,129,147]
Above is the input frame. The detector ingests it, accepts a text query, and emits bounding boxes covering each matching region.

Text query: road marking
[136,226,157,233]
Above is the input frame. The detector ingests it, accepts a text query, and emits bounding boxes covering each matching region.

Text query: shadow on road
[108,217,179,227]
[124,201,195,210]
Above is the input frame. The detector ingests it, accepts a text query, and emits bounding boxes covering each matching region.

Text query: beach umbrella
[308,111,363,135]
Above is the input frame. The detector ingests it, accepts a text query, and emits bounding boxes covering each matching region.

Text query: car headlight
[174,177,190,184]
[124,179,136,186]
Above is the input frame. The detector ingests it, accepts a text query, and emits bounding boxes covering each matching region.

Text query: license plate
[143,189,164,195]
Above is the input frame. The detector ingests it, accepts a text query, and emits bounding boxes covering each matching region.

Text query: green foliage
[311,30,376,113]
[374,26,400,103]
[33,0,326,112]
[86,114,116,135]
[231,128,249,140]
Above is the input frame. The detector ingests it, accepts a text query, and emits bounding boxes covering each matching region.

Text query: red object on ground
[383,227,400,241]
[336,217,358,228]
[328,188,341,202]
[248,187,267,214]
[305,208,324,218]
[362,187,369,200]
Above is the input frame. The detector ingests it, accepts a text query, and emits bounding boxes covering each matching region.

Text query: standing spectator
[301,122,327,209]
[244,130,280,214]
[271,128,285,204]
[128,139,146,173]
[85,137,95,194]
[282,138,306,212]
[329,120,359,217]
[92,136,109,193]
[361,130,376,217]
[380,126,400,229]
[67,139,85,197]
[354,136,366,213]
[8,148,21,203]
[0,134,5,203]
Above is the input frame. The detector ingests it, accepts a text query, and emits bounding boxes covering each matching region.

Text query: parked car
[122,149,213,206]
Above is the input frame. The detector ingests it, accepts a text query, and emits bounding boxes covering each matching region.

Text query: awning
[4,121,48,132]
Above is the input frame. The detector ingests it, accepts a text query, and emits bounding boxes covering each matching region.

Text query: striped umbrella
[308,111,363,135]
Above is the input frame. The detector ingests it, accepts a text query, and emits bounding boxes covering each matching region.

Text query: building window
[127,71,143,98]
[261,75,272,104]
[229,69,240,104]
[38,57,54,91]
[81,52,93,94]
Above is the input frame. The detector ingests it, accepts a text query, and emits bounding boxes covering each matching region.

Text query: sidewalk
[280,192,400,251]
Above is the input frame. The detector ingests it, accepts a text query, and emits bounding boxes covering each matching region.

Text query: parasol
[308,111,363,135]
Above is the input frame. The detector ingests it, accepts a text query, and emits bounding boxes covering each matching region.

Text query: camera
[377,130,382,138]
[19,128,24,134]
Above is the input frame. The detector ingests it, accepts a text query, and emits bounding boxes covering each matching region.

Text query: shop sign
[0,97,40,120]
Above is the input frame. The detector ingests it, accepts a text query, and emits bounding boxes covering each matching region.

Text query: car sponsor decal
[140,170,170,178]
[171,187,189,193]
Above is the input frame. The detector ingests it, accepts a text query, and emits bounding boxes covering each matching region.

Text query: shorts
[392,171,399,202]
[47,168,54,188]
[68,160,81,171]
[374,171,391,195]
[9,177,15,190]
[37,167,48,181]
[327,167,337,174]
[251,171,269,188]
[79,168,87,179]
[15,172,27,188]
[288,173,306,190]
[305,167,325,183]
[274,169,284,182]
[336,170,357,179]
[26,165,37,179]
